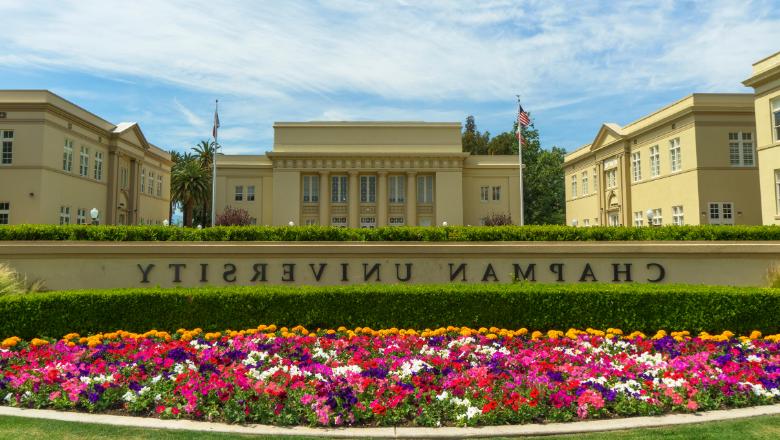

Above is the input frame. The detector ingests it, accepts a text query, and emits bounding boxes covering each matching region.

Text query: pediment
[590,123,624,152]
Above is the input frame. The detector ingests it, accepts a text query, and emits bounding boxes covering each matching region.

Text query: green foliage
[0,263,45,295]
[461,116,566,224]
[1,283,779,338]
[2,224,780,241]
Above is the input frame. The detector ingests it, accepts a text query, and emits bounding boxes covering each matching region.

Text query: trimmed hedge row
[2,283,780,338]
[2,224,780,241]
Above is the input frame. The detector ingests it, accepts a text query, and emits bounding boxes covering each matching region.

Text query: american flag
[517,103,530,127]
[212,101,220,139]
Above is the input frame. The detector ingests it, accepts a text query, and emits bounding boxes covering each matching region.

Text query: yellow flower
[1,336,20,348]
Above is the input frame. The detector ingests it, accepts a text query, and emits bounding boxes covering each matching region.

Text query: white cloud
[173,99,206,127]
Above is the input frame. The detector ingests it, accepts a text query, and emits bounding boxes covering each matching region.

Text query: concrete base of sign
[1,404,779,438]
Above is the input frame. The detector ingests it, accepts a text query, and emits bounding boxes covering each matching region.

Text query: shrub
[1,283,780,338]
[0,263,45,296]
[2,224,780,241]
[481,212,513,226]
[216,206,253,226]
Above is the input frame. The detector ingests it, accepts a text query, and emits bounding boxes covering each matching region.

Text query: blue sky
[1,0,779,154]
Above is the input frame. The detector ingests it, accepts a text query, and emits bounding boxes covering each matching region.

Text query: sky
[1,0,779,155]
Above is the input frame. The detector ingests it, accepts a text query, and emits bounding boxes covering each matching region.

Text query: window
[650,145,660,177]
[120,167,128,189]
[157,175,163,197]
[302,175,319,202]
[581,172,589,194]
[492,186,501,201]
[140,168,146,193]
[331,216,347,227]
[583,219,590,227]
[608,213,620,226]
[606,169,617,189]
[59,206,70,225]
[76,208,87,225]
[147,171,155,195]
[331,176,348,203]
[571,175,577,198]
[728,132,754,166]
[389,175,405,203]
[304,218,317,226]
[593,168,598,192]
[360,175,376,203]
[360,216,376,228]
[0,202,8,224]
[480,186,489,202]
[79,146,89,177]
[1,130,13,164]
[773,98,780,142]
[389,216,405,225]
[669,138,681,172]
[631,152,641,181]
[93,151,103,180]
[235,185,243,201]
[63,139,73,172]
[651,208,662,226]
[247,185,255,201]
[634,211,644,227]
[776,170,780,215]
[672,205,684,225]
[709,202,734,225]
[417,175,434,203]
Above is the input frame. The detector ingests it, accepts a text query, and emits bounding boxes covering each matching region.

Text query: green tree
[462,115,490,154]
[170,154,211,227]
[192,140,217,226]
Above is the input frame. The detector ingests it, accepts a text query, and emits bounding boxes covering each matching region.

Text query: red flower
[482,400,497,414]
[155,405,165,414]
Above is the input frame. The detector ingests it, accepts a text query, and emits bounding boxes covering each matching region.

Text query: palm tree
[171,155,210,227]
[168,150,184,224]
[193,140,216,225]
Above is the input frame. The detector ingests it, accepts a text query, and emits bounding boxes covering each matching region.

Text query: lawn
[1,414,780,439]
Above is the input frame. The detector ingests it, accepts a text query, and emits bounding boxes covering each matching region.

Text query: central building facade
[215,122,521,226]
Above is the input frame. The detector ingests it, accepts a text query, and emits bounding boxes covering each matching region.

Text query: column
[406,171,417,226]
[319,171,330,226]
[348,171,359,228]
[106,148,118,224]
[377,171,388,227]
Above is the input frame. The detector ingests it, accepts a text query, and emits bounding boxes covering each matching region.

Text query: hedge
[2,224,780,241]
[2,283,780,338]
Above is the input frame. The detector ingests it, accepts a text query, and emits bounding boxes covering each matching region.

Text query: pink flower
[686,400,699,411]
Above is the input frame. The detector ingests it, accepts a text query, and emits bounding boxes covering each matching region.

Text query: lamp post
[288,221,295,227]
[89,208,99,226]
[163,219,169,227]
[441,221,448,227]
[646,209,655,227]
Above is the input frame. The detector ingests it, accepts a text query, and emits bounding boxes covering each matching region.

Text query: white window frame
[631,151,641,182]
[360,175,376,203]
[389,175,405,203]
[1,130,13,165]
[773,98,780,143]
[634,211,644,227]
[608,212,620,226]
[147,171,155,195]
[669,138,681,172]
[581,172,589,195]
[79,146,89,177]
[728,132,754,167]
[360,216,376,228]
[247,185,255,201]
[480,186,489,202]
[417,175,434,204]
[0,202,9,224]
[583,218,590,227]
[571,175,577,198]
[120,167,128,188]
[235,185,243,201]
[651,208,662,226]
[141,168,146,193]
[592,168,598,192]
[775,170,780,215]
[650,145,660,177]
[63,138,73,172]
[59,206,71,225]
[606,169,617,189]
[94,151,103,180]
[331,176,348,203]
[708,202,734,225]
[76,208,87,225]
[157,175,163,197]
[672,205,684,225]
[492,186,501,201]
[303,175,319,203]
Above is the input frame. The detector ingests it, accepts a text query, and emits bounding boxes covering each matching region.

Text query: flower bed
[2,326,780,427]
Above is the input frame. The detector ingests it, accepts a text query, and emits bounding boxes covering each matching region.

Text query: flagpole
[516,95,525,226]
[211,99,218,227]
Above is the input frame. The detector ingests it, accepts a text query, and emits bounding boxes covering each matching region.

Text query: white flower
[122,391,136,403]
[436,391,449,401]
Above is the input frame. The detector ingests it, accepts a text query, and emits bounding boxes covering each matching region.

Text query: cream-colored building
[215,122,521,226]
[0,90,172,225]
[743,51,780,225]
[564,94,759,227]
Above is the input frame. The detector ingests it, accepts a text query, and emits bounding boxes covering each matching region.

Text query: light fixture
[90,208,99,225]
[442,221,448,227]
[163,219,169,227]
[288,221,295,227]
[196,224,202,229]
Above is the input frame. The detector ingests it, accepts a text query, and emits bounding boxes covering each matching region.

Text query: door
[708,202,734,225]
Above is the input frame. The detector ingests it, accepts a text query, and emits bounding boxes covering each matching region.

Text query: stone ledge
[1,404,779,438]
